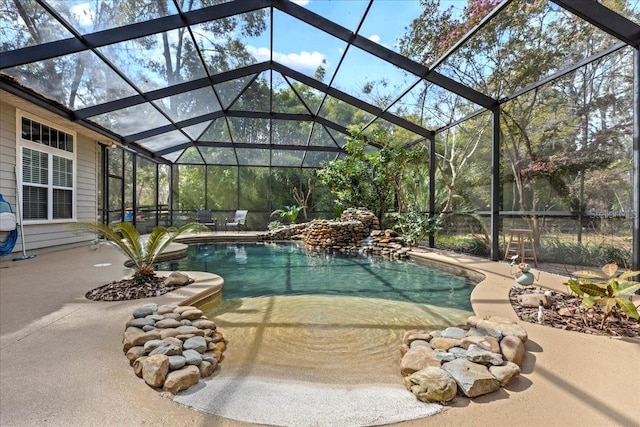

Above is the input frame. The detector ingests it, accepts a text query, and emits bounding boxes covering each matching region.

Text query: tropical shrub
[69,221,206,285]
[565,263,640,329]
[271,205,303,224]
[390,208,442,246]
[268,220,283,230]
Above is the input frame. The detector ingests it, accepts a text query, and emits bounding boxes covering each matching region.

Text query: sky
[23,0,471,109]
[240,0,471,103]
[251,0,426,75]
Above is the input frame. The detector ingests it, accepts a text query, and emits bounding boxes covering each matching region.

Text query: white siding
[0,100,99,255]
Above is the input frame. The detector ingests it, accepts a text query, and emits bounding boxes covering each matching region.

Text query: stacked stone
[122,303,225,394]
[339,207,380,232]
[303,220,369,253]
[400,315,527,403]
[361,229,410,259]
[260,223,307,241]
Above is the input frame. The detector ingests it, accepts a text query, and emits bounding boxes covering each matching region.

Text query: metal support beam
[552,0,640,47]
[1,0,273,69]
[429,135,436,248]
[490,106,501,262]
[274,0,496,109]
[633,48,640,270]
[272,62,433,138]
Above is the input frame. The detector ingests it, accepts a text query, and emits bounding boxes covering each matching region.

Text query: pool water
[159,242,475,311]
[160,242,476,388]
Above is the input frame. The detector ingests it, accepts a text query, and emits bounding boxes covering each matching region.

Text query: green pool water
[159,242,475,310]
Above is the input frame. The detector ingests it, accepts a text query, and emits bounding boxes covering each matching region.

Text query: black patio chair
[196,209,217,231]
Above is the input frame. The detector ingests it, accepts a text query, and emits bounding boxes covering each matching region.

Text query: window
[18,112,76,221]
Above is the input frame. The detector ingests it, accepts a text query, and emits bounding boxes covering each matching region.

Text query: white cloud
[291,0,310,5]
[247,46,327,73]
[368,34,381,43]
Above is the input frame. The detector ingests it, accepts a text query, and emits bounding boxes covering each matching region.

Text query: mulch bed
[85,275,193,301]
[510,286,640,338]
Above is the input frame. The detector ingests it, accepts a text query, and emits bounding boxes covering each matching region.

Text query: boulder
[467,316,528,342]
[164,271,191,287]
[460,335,500,354]
[157,304,178,315]
[201,353,218,365]
[408,367,457,403]
[409,339,431,350]
[155,318,182,329]
[123,329,161,352]
[500,335,526,366]
[442,358,500,398]
[430,337,461,351]
[441,327,467,340]
[465,344,504,366]
[489,362,521,386]
[191,319,217,330]
[163,337,183,349]
[448,347,468,358]
[126,346,146,363]
[132,356,147,378]
[132,304,157,318]
[181,309,204,321]
[402,330,432,346]
[142,355,170,388]
[183,349,203,365]
[159,328,180,339]
[149,342,182,357]
[143,339,164,353]
[174,305,198,314]
[199,360,216,377]
[517,293,549,308]
[168,355,187,370]
[431,351,457,363]
[163,365,201,394]
[400,346,440,376]
[126,317,156,329]
[176,325,205,336]
[183,336,207,353]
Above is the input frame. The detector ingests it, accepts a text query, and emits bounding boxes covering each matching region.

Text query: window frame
[16,110,77,224]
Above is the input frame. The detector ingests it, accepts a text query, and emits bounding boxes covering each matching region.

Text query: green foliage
[316,127,426,222]
[390,208,442,246]
[564,263,640,328]
[267,220,283,230]
[435,235,491,257]
[68,221,206,284]
[540,238,631,268]
[271,205,303,224]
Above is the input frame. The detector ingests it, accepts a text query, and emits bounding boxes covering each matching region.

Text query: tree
[399,0,634,253]
[317,127,425,222]
[2,0,266,113]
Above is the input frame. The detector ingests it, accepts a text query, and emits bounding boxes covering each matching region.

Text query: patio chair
[225,210,248,231]
[196,209,217,231]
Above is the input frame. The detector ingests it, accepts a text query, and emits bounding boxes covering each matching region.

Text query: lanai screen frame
[0,0,638,269]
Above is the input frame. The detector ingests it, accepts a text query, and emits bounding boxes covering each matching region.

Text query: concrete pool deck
[1,234,639,426]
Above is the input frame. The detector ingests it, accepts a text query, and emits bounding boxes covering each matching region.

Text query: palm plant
[271,205,303,224]
[69,222,206,284]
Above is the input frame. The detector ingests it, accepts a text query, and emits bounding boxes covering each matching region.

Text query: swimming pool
[159,242,475,310]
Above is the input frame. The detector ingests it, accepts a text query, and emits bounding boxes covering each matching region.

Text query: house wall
[0,96,102,256]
